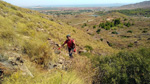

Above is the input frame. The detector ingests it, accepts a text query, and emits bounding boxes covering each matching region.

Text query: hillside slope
[0,1,114,53]
[119,1,150,9]
[0,1,115,84]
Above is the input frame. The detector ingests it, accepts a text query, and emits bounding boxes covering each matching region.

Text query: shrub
[16,12,24,18]
[112,31,118,34]
[117,24,124,28]
[84,23,87,26]
[22,39,51,62]
[105,26,111,30]
[82,23,87,28]
[111,27,117,30]
[128,43,134,47]
[93,25,96,29]
[142,30,147,33]
[81,25,84,28]
[0,29,16,41]
[124,18,127,21]
[94,48,150,84]
[85,45,93,52]
[124,22,131,27]
[127,30,133,33]
[114,18,121,26]
[99,18,121,30]
[99,23,105,28]
[100,38,103,41]
[73,30,76,33]
[96,29,101,34]
[11,6,17,10]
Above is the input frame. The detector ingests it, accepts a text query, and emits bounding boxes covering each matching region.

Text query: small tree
[93,25,96,29]
[96,29,101,34]
[124,22,131,27]
[114,18,120,26]
[84,23,87,26]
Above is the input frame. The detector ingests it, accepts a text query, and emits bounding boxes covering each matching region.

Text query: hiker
[59,35,76,58]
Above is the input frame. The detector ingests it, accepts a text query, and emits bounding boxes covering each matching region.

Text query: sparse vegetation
[3,61,85,84]
[111,8,150,17]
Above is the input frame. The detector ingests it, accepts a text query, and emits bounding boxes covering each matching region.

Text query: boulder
[134,41,138,44]
[78,50,87,54]
[0,52,34,77]
[46,56,67,70]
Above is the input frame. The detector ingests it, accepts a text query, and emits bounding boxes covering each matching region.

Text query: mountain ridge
[119,1,150,9]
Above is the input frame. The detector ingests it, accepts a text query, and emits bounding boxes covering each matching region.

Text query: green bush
[127,30,133,33]
[94,48,150,84]
[128,43,134,47]
[112,31,118,34]
[96,29,101,34]
[85,45,93,52]
[82,23,87,28]
[99,18,121,30]
[93,25,96,29]
[114,18,121,26]
[142,30,147,33]
[124,22,131,27]
[124,18,127,21]
[84,23,87,26]
[100,38,103,41]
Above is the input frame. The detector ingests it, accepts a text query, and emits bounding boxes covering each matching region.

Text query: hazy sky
[2,0,148,7]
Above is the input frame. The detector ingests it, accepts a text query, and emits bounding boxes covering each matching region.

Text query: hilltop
[118,1,150,9]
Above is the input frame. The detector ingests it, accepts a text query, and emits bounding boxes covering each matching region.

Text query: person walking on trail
[59,35,76,58]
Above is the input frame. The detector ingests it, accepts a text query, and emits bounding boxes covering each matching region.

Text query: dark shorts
[68,48,74,58]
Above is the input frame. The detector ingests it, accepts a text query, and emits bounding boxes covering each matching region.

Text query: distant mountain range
[118,1,150,9]
[28,3,128,8]
[28,1,150,11]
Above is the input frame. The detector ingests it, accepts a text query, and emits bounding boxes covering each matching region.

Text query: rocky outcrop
[0,52,34,78]
[44,55,72,71]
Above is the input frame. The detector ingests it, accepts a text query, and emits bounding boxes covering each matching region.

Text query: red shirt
[64,39,75,48]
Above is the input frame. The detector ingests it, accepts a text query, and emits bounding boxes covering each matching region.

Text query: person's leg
[70,48,74,58]
[68,48,73,58]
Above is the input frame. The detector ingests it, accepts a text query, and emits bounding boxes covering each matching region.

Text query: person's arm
[61,42,66,47]
[72,40,77,52]
[59,41,66,49]
[73,40,76,48]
